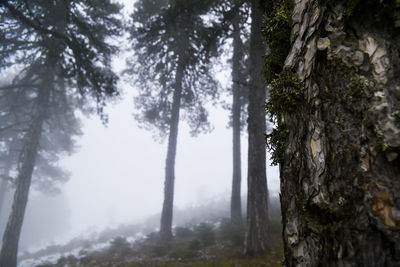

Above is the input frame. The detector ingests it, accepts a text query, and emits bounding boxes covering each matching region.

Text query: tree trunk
[159,58,184,244]
[280,1,400,265]
[0,176,7,218]
[244,0,270,256]
[0,86,50,267]
[0,158,12,219]
[230,6,244,228]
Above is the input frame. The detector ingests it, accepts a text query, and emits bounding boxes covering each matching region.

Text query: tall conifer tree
[127,0,220,243]
[0,1,122,265]
[244,0,270,255]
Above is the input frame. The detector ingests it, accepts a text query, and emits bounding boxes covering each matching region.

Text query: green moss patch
[263,0,292,81]
[345,74,368,101]
[266,69,303,117]
[266,124,289,165]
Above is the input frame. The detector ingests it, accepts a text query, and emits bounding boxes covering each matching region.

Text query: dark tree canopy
[0,0,123,195]
[0,0,122,119]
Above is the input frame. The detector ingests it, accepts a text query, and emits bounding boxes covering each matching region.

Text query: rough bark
[159,58,184,244]
[230,7,244,228]
[244,0,270,255]
[0,86,50,267]
[280,1,400,265]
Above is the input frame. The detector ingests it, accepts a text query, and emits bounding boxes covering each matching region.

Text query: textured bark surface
[160,59,184,244]
[281,0,400,265]
[244,0,270,256]
[0,86,50,267]
[230,8,244,228]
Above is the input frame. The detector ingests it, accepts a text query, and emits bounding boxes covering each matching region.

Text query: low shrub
[174,226,194,238]
[109,236,131,256]
[219,222,244,246]
[169,248,198,260]
[151,245,169,257]
[194,223,215,247]
[188,239,201,250]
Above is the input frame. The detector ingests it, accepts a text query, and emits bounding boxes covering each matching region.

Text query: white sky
[28,0,280,241]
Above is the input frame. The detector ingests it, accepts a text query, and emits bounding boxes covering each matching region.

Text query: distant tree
[0,73,76,199]
[0,150,13,217]
[229,0,248,229]
[191,0,250,231]
[0,118,15,216]
[0,180,6,216]
[126,0,220,244]
[244,0,270,255]
[0,1,122,266]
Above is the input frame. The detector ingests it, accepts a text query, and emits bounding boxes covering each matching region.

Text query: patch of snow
[127,232,145,245]
[89,241,110,252]
[19,253,62,267]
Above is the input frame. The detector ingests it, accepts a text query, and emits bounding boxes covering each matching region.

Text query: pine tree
[127,0,220,244]
[243,0,270,255]
[0,1,122,265]
[0,73,78,197]
[229,0,248,229]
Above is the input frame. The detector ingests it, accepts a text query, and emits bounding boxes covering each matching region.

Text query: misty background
[0,0,279,253]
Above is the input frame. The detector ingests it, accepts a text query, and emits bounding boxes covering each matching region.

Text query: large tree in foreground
[127,0,219,244]
[0,1,122,266]
[243,0,270,255]
[266,0,400,265]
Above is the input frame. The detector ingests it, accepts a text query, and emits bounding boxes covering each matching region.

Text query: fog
[0,85,280,251]
[0,61,280,253]
[0,0,279,256]
[60,86,280,236]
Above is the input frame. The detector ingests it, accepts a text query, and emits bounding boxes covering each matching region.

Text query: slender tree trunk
[0,158,12,218]
[160,58,184,244]
[280,0,400,265]
[0,86,50,267]
[0,176,7,218]
[230,6,244,228]
[244,0,270,256]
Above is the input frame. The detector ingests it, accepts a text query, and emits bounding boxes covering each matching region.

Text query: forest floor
[35,218,283,267]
